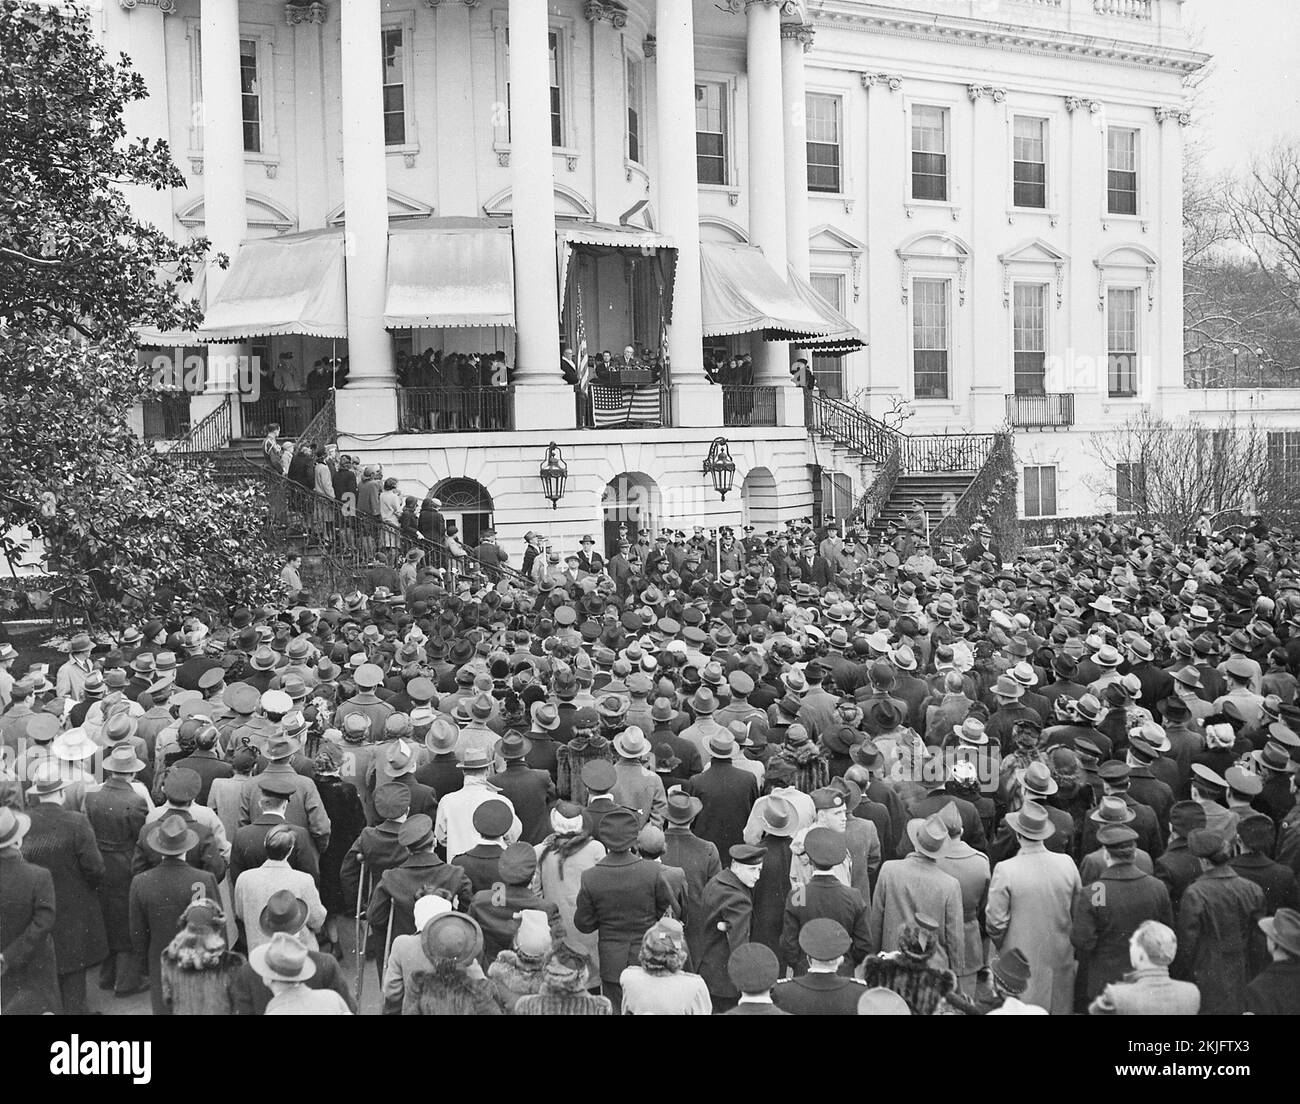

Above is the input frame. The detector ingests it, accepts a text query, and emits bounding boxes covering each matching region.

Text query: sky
[1182,0,1300,174]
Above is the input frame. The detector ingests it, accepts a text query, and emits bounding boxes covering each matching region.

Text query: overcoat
[23,803,107,973]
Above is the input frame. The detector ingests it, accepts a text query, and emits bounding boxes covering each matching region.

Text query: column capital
[584,0,628,27]
[423,0,481,8]
[780,22,815,50]
[967,83,1006,103]
[722,0,797,12]
[860,72,903,92]
[118,0,177,13]
[1155,105,1192,126]
[1065,95,1102,114]
[285,2,328,25]
[643,34,656,59]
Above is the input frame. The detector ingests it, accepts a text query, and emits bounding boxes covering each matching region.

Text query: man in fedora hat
[985,802,1081,1015]
[685,730,760,859]
[611,725,667,829]
[83,743,151,997]
[1245,907,1300,1015]
[574,807,677,1011]
[436,746,523,861]
[129,813,221,1014]
[490,730,556,844]
[663,790,723,965]
[0,804,61,1013]
[771,919,868,1015]
[230,772,321,889]
[1088,919,1199,1016]
[248,930,353,1015]
[135,767,226,879]
[24,759,109,1014]
[55,632,95,703]
[236,726,332,855]
[229,890,356,1015]
[1071,824,1173,1005]
[695,843,765,1011]
[233,824,327,954]
[869,816,964,977]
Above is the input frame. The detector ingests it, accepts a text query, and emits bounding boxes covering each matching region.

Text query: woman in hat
[407,914,505,1015]
[513,942,612,1015]
[764,724,829,796]
[536,802,606,978]
[160,897,245,1015]
[486,908,554,1012]
[618,917,712,1015]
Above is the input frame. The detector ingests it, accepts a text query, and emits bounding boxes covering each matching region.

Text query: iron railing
[398,387,515,433]
[929,432,1016,547]
[901,433,997,473]
[1018,514,1108,547]
[239,390,332,440]
[806,392,901,464]
[166,393,232,455]
[722,385,778,428]
[296,392,336,453]
[1006,392,1075,428]
[852,441,902,528]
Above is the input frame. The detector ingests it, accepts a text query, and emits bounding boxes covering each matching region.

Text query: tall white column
[656,0,720,426]
[199,0,248,431]
[780,23,812,280]
[1155,107,1189,413]
[967,85,1003,427]
[337,0,398,434]
[507,0,572,430]
[108,1,172,233]
[289,2,329,228]
[746,1,793,415]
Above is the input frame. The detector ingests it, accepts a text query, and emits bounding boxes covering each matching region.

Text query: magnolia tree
[0,0,279,625]
[1084,413,1299,539]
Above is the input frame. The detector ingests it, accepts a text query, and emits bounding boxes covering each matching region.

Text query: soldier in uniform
[771,919,868,1015]
[695,843,765,1012]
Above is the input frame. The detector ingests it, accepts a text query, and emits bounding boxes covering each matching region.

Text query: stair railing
[166,393,233,456]
[295,391,337,454]
[929,432,1016,547]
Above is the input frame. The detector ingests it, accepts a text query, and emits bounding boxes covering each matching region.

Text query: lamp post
[702,437,735,500]
[539,442,568,511]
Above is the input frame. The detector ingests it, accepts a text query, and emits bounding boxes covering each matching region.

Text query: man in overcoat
[695,844,764,1011]
[0,806,59,1014]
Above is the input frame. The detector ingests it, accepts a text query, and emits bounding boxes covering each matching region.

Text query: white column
[289,3,329,228]
[337,0,398,434]
[967,86,1003,428]
[108,1,172,233]
[781,23,812,280]
[655,0,720,426]
[199,0,248,430]
[507,0,572,429]
[746,1,793,415]
[1155,108,1189,412]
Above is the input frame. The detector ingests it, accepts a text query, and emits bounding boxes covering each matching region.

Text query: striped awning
[700,242,847,342]
[385,219,515,330]
[200,228,348,341]
[557,222,676,313]
[786,264,866,353]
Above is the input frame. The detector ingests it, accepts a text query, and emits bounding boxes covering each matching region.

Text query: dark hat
[145,813,198,857]
[581,759,617,794]
[727,943,780,994]
[163,767,202,803]
[1189,828,1226,858]
[472,799,514,839]
[804,826,848,868]
[665,791,703,824]
[598,807,641,851]
[991,948,1032,995]
[1169,800,1207,836]
[498,841,537,885]
[373,782,412,820]
[421,913,483,969]
[798,918,851,961]
[397,813,435,849]
[1098,761,1131,784]
[259,890,308,936]
[728,843,766,866]
[257,772,298,798]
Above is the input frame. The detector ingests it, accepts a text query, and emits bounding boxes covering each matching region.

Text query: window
[1023,465,1057,518]
[1107,127,1138,215]
[1116,461,1145,514]
[1013,283,1047,394]
[381,28,406,147]
[1107,287,1139,396]
[810,273,847,398]
[626,55,643,164]
[911,106,948,201]
[695,82,727,185]
[806,93,841,193]
[1013,116,1046,208]
[505,29,564,147]
[912,278,950,399]
[1268,432,1300,484]
[240,38,261,153]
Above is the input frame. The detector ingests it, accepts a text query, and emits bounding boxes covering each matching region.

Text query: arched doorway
[601,472,661,558]
[741,467,779,531]
[431,477,494,548]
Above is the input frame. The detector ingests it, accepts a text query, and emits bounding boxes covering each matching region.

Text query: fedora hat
[993,675,1024,700]
[953,718,988,746]
[991,948,1032,995]
[25,761,68,798]
[1005,803,1055,841]
[707,731,737,759]
[1021,760,1058,797]
[145,813,199,857]
[907,815,949,856]
[614,726,651,759]
[1259,908,1300,959]
[665,791,703,825]
[103,743,146,774]
[259,890,309,936]
[1090,795,1136,825]
[496,731,532,760]
[759,795,797,838]
[0,806,30,847]
[51,728,97,762]
[250,931,317,984]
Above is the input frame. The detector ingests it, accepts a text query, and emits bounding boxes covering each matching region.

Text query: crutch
[354,862,370,1000]
[380,909,396,980]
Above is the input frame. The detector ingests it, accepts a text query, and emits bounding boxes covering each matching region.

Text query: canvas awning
[700,242,858,344]
[200,228,348,341]
[135,266,207,348]
[384,218,515,330]
[786,264,866,353]
[557,222,676,314]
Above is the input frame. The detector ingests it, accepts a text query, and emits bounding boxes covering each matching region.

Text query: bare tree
[1084,413,1300,538]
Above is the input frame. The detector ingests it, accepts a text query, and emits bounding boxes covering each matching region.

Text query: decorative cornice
[424,0,480,8]
[967,83,1007,103]
[643,35,656,59]
[780,23,815,50]
[584,0,628,27]
[1154,105,1192,126]
[860,72,903,92]
[1065,96,1102,114]
[285,2,327,25]
[810,2,1209,76]
[119,0,177,13]
[725,0,800,12]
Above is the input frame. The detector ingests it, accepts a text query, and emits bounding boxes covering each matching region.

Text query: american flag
[591,384,662,427]
[575,282,592,391]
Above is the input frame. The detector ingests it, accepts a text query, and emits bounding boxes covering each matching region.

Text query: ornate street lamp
[539,442,568,510]
[702,436,736,500]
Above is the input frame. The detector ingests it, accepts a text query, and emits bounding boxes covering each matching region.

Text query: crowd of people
[1,508,1299,1016]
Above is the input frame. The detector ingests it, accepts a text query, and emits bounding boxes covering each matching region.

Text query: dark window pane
[1108,353,1137,396]
[1108,170,1137,215]
[1013,161,1046,208]
[1014,351,1046,394]
[551,87,562,147]
[807,142,840,193]
[696,132,725,185]
[384,112,405,147]
[912,152,947,201]
[913,351,949,398]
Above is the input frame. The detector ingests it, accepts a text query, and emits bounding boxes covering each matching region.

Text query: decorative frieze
[285,2,327,26]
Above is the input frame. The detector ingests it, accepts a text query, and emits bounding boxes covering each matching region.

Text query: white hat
[413,893,454,932]
[514,909,553,957]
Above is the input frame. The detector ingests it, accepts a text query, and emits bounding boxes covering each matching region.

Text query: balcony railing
[1094,0,1151,19]
[398,387,516,433]
[722,385,778,428]
[240,390,332,439]
[901,433,997,473]
[1006,392,1075,428]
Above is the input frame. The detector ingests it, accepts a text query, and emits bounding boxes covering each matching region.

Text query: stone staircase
[866,471,976,540]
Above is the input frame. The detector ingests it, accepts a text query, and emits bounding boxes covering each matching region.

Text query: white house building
[104,0,1208,550]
